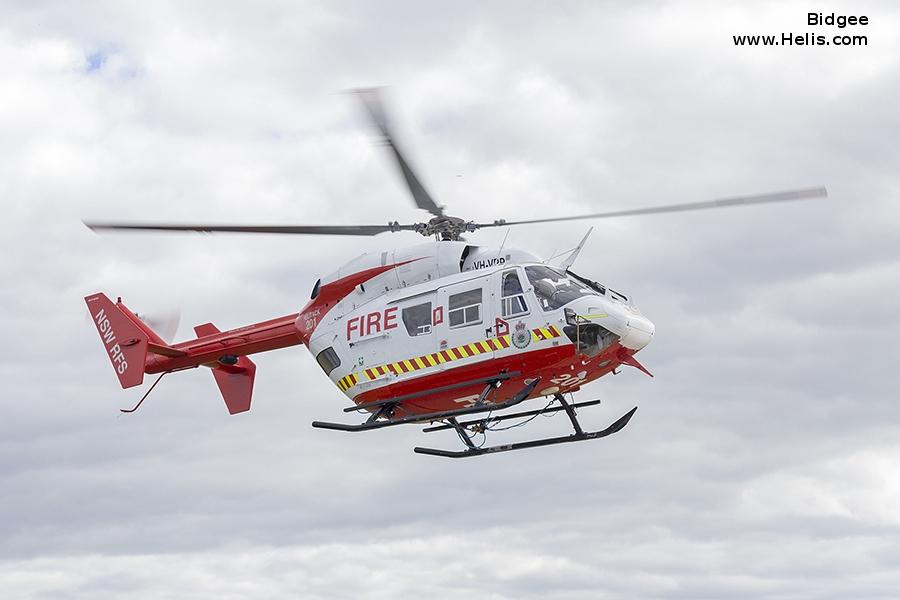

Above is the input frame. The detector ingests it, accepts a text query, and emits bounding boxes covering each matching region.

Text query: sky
[2,1,900,598]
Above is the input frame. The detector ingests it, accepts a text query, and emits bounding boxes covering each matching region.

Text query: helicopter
[84,89,827,458]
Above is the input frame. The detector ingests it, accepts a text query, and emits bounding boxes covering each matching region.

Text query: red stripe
[352,343,588,415]
[452,348,464,360]
[296,257,423,344]
[440,350,453,362]
[498,336,510,348]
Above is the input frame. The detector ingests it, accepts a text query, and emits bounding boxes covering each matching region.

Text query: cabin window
[449,288,482,328]
[402,301,432,336]
[315,347,341,375]
[501,270,528,317]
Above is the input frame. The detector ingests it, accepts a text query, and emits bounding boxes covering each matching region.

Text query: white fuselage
[302,241,655,401]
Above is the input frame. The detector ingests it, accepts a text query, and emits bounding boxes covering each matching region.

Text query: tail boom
[144,313,302,374]
[86,264,394,411]
[86,292,304,413]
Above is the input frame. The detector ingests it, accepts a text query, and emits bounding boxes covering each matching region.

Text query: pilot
[532,278,556,309]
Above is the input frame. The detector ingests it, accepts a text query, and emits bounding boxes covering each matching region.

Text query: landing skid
[312,373,637,458]
[415,400,637,459]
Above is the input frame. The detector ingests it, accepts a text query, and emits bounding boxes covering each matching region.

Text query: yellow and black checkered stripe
[336,325,562,392]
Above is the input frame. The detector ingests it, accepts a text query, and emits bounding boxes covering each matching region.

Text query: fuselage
[298,241,655,416]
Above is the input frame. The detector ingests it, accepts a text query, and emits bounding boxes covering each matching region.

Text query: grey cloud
[2,1,900,598]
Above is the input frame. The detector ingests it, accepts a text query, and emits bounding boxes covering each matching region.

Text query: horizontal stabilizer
[194,323,256,414]
[147,343,187,358]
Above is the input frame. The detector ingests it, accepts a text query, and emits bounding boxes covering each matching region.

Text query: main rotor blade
[475,187,827,229]
[353,88,445,218]
[84,222,419,235]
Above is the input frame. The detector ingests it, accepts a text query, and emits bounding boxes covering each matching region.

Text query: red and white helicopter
[85,89,826,458]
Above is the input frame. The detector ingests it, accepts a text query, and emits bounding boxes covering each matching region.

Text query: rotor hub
[414,215,476,241]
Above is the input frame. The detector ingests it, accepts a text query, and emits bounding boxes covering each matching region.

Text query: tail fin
[194,323,256,414]
[84,293,151,388]
[85,293,188,388]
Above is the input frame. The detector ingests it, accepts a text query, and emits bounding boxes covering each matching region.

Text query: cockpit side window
[315,347,341,375]
[524,265,598,311]
[501,270,528,317]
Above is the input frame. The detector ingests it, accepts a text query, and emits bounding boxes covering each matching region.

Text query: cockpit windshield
[524,265,599,311]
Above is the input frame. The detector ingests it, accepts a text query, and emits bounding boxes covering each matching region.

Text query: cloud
[2,0,900,598]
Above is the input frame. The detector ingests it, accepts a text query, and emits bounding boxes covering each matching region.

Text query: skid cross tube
[448,418,477,450]
[421,398,603,433]
[558,394,585,436]
[312,378,540,432]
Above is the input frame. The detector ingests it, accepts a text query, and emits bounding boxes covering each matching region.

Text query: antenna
[497,228,510,259]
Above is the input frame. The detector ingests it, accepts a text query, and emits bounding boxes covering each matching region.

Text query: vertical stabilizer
[84,293,149,388]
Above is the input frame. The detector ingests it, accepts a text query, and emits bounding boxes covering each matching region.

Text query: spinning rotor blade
[85,222,419,235]
[137,308,181,343]
[474,187,827,229]
[353,88,445,218]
